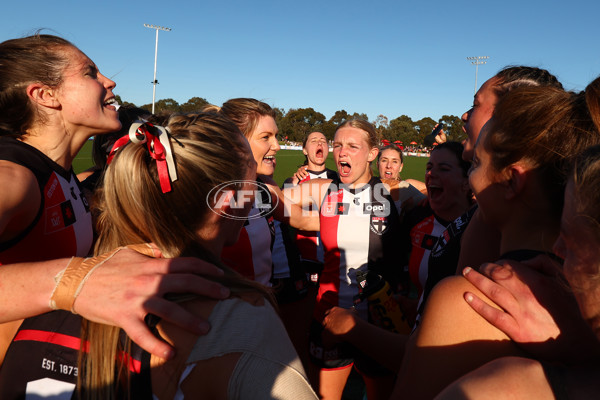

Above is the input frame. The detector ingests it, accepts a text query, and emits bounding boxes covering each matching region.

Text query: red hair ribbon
[106,121,178,193]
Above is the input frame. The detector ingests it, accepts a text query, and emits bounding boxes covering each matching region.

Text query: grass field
[73,141,429,186]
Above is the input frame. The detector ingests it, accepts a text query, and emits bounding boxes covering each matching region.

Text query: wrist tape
[49,243,158,313]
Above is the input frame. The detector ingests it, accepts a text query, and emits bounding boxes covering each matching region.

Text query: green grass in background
[273,150,428,186]
[73,140,94,175]
[73,144,428,186]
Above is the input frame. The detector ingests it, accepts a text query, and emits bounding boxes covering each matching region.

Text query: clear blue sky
[4,0,600,123]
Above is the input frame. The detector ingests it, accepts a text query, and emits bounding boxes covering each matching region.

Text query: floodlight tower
[144,23,171,113]
[466,56,489,94]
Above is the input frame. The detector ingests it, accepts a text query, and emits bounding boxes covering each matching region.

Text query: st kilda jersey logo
[370,216,388,235]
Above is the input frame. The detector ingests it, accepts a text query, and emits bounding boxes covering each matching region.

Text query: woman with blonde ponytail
[80,112,316,399]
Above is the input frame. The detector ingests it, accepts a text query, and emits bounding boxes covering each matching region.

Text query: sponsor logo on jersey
[363,202,389,216]
[46,175,59,199]
[421,234,437,250]
[61,200,76,226]
[321,202,336,217]
[336,203,350,215]
[45,200,76,233]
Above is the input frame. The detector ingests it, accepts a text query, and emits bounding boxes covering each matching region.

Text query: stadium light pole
[144,24,171,114]
[466,56,489,94]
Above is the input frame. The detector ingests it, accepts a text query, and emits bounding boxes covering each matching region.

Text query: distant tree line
[116,95,466,146]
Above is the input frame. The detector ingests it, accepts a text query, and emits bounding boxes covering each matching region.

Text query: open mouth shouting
[338,161,351,177]
[315,147,324,160]
[427,183,444,203]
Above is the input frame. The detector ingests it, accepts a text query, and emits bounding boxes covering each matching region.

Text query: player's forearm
[0,258,69,322]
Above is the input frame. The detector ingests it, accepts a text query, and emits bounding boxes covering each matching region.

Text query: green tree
[374,114,389,141]
[114,95,136,108]
[350,112,369,121]
[285,108,326,142]
[388,115,417,144]
[321,110,351,140]
[439,115,466,143]
[415,117,437,144]
[140,98,180,114]
[329,110,350,126]
[274,107,293,141]
[180,97,209,113]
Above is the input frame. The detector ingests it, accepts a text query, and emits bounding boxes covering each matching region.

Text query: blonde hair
[80,112,273,399]
[203,98,276,138]
[336,119,380,149]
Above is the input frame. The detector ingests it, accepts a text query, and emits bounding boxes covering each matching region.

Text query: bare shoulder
[0,160,38,195]
[0,161,40,240]
[418,275,510,345]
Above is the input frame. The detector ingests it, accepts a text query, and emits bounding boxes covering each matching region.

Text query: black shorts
[308,319,394,377]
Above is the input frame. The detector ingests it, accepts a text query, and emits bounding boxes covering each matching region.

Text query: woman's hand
[462,255,600,363]
[322,306,358,338]
[292,166,309,185]
[462,259,561,343]
[73,246,230,359]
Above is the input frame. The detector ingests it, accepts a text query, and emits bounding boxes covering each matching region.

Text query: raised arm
[261,175,330,232]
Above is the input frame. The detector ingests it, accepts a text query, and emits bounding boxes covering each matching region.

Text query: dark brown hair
[485,82,600,215]
[378,144,404,164]
[0,34,76,135]
[493,66,564,99]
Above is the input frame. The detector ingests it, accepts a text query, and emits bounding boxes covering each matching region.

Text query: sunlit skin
[247,116,280,176]
[553,180,600,340]
[50,47,120,138]
[333,127,378,188]
[425,148,471,221]
[303,131,329,170]
[378,148,403,180]
[21,46,121,170]
[461,77,499,162]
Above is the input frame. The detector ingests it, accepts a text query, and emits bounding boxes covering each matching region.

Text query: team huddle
[0,33,598,400]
